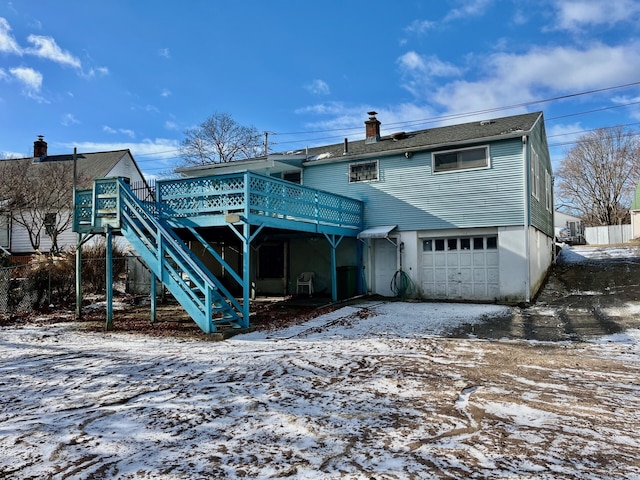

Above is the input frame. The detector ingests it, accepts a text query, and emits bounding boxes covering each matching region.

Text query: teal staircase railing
[74,172,365,333]
[92,177,244,333]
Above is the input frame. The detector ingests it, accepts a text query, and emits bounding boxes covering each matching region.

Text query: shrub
[23,251,75,307]
[81,238,127,294]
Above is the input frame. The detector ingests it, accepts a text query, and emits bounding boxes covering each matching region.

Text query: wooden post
[105,226,113,330]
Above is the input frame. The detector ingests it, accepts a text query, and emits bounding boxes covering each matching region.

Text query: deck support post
[150,272,157,323]
[75,235,83,320]
[105,225,114,331]
[241,221,251,327]
[323,233,344,302]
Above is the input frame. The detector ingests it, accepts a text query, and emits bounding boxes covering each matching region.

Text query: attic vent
[391,132,407,141]
[480,120,495,126]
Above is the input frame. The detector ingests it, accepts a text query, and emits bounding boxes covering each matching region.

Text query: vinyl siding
[105,153,145,183]
[528,119,554,237]
[303,138,525,231]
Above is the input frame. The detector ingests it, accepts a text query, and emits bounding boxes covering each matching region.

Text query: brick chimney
[365,111,381,144]
[33,135,47,158]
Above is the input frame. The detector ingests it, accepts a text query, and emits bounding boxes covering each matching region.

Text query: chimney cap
[367,111,378,117]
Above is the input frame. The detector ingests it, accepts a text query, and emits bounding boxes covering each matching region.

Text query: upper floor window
[349,160,378,183]
[433,146,489,173]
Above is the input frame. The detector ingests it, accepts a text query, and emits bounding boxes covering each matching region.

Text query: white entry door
[421,235,499,301]
[373,238,397,297]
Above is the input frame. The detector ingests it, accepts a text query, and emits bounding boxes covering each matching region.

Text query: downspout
[522,135,531,303]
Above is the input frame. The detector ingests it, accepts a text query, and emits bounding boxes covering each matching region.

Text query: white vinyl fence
[584,224,632,245]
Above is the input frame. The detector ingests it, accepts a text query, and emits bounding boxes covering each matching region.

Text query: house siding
[528,119,554,237]
[105,152,145,183]
[303,138,525,232]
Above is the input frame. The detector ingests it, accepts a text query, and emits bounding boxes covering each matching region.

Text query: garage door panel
[422,235,500,302]
[487,268,499,283]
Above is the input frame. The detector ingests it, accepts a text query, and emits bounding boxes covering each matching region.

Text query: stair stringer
[117,181,244,333]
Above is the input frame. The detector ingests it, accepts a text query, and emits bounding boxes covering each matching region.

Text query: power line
[132,80,640,168]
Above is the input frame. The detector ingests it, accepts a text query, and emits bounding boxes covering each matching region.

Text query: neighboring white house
[1,136,148,255]
[554,210,585,244]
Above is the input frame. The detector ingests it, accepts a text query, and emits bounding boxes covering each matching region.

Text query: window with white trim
[545,171,552,211]
[433,146,489,173]
[349,160,378,183]
[0,214,8,248]
[531,147,540,199]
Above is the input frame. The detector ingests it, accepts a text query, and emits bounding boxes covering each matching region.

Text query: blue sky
[1,0,640,178]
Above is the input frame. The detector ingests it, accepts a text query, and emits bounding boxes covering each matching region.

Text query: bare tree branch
[0,159,85,254]
[556,127,640,226]
[178,112,263,168]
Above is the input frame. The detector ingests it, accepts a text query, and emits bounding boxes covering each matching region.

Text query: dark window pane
[435,239,445,251]
[460,238,470,250]
[447,239,457,250]
[486,236,497,250]
[423,240,433,252]
[473,237,484,250]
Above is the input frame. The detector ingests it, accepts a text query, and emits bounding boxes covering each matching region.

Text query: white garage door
[421,235,499,301]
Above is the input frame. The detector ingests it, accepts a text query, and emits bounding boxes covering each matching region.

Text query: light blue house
[74,111,554,333]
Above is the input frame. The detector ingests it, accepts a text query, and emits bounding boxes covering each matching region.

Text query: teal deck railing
[156,172,364,234]
[76,172,364,235]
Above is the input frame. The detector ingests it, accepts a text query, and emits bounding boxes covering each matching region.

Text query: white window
[531,147,540,199]
[433,146,489,173]
[545,171,552,211]
[0,214,9,248]
[349,160,378,183]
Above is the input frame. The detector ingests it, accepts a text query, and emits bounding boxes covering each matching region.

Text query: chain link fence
[0,255,151,315]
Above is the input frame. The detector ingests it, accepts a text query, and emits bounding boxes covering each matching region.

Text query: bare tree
[0,159,79,254]
[178,112,263,168]
[555,126,640,226]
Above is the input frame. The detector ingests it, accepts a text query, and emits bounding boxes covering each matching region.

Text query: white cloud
[553,0,640,31]
[158,48,170,59]
[83,66,109,78]
[444,0,493,22]
[409,42,640,118]
[397,52,462,99]
[398,52,461,77]
[0,17,20,54]
[25,34,81,69]
[405,19,436,35]
[9,66,42,97]
[103,125,136,138]
[165,120,179,131]
[63,138,180,161]
[161,88,171,97]
[61,113,80,126]
[305,79,330,96]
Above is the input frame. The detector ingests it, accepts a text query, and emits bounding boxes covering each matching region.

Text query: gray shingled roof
[1,150,130,188]
[302,111,543,161]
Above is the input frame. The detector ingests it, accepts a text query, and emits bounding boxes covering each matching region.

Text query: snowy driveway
[2,301,640,479]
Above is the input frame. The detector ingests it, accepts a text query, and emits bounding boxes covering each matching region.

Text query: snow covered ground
[1,246,640,479]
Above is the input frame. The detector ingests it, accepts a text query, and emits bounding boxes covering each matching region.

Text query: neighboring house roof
[631,181,640,210]
[3,149,135,189]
